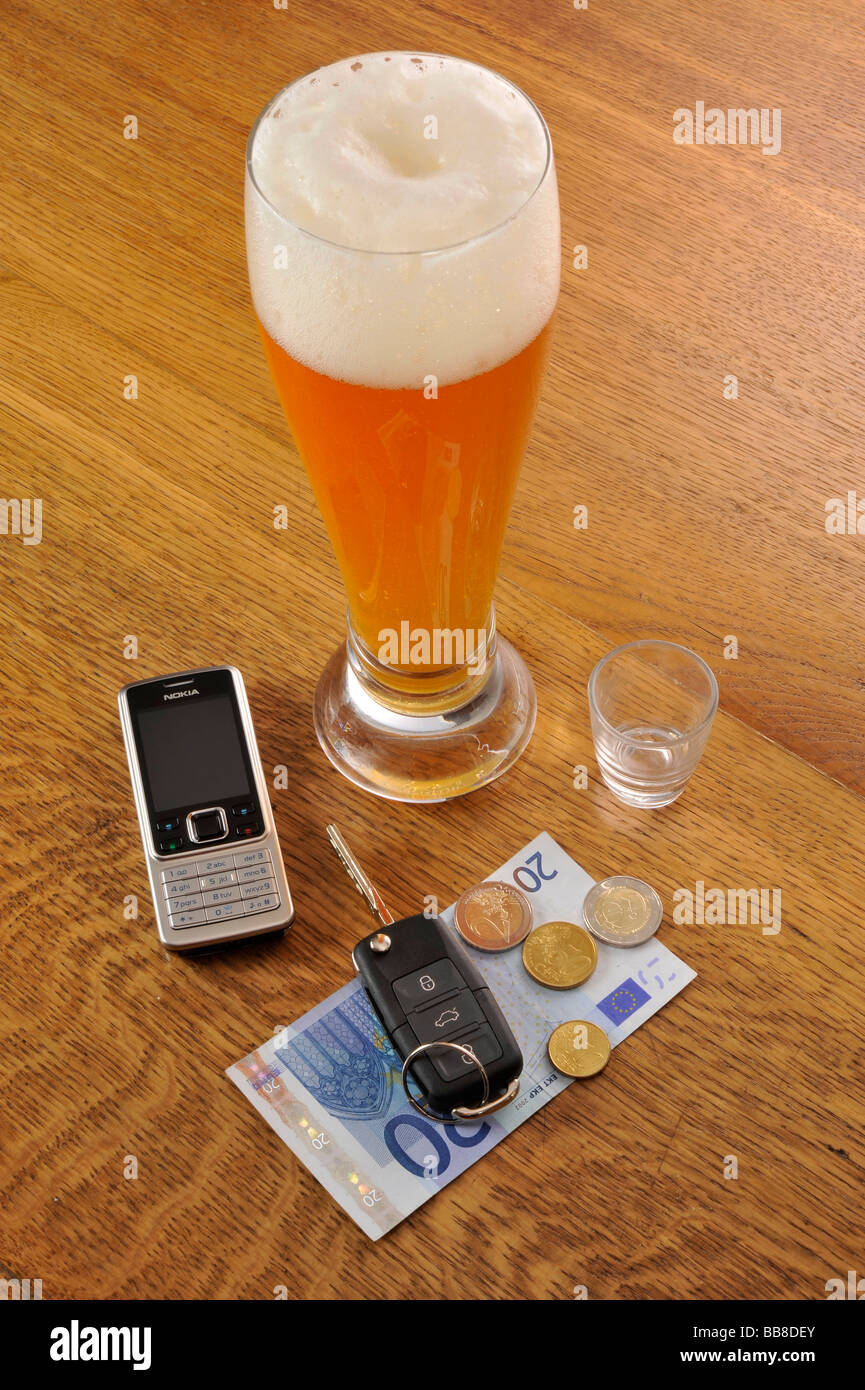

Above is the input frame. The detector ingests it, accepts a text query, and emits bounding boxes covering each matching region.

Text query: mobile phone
[118,665,294,950]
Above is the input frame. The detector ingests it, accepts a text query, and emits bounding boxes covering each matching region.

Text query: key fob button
[407,989,484,1045]
[427,1024,504,1082]
[393,958,466,1013]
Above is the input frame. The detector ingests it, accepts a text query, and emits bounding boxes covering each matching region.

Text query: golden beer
[246,52,560,797]
[257,318,554,670]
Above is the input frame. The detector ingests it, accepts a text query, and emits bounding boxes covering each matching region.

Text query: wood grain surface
[1,0,863,1301]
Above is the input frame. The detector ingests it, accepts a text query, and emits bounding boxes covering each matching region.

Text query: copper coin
[454,880,534,952]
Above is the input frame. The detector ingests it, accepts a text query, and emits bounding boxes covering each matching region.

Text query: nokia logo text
[163,688,200,700]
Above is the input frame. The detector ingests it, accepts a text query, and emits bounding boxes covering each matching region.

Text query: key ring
[401,1040,488,1123]
[401,1043,521,1123]
[401,1040,518,1124]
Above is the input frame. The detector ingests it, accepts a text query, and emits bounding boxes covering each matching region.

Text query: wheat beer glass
[246,52,560,801]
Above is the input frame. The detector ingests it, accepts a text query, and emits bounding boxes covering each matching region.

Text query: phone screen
[135,693,252,814]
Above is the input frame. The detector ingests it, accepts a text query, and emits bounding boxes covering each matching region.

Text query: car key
[327,824,523,1123]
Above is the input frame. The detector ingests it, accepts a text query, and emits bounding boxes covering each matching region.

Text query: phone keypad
[240,876,276,898]
[169,908,207,928]
[237,863,272,884]
[200,870,237,890]
[170,892,205,914]
[161,848,280,929]
[242,893,279,915]
[202,885,242,906]
[164,877,199,899]
[192,853,235,876]
[234,848,270,868]
[161,863,199,884]
[205,901,245,922]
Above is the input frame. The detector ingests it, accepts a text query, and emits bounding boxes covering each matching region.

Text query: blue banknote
[227,832,696,1238]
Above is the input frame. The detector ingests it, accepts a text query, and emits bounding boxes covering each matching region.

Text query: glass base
[313,631,537,803]
[597,773,686,810]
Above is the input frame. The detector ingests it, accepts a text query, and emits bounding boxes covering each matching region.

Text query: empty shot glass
[587,640,718,808]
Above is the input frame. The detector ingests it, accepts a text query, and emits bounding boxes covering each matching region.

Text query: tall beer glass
[246,52,560,801]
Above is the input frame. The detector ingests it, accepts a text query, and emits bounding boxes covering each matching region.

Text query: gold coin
[522,919,598,989]
[548,1020,611,1078]
[596,887,650,934]
[454,881,533,952]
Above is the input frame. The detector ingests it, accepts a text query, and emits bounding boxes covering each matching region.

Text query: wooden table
[2,0,863,1300]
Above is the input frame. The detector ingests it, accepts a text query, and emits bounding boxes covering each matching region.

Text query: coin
[548,1020,611,1078]
[454,880,533,952]
[522,919,597,988]
[582,875,663,947]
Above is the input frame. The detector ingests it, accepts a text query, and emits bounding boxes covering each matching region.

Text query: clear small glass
[588,641,718,808]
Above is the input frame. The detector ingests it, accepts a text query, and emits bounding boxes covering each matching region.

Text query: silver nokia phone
[118,665,294,950]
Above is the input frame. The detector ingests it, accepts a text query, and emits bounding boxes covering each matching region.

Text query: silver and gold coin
[522,919,597,989]
[548,1019,611,1078]
[454,880,533,952]
[582,875,663,947]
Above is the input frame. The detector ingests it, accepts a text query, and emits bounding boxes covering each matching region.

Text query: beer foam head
[246,52,560,388]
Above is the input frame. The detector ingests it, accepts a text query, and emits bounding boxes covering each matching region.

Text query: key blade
[326,824,395,925]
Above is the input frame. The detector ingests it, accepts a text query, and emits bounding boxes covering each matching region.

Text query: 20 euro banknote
[226,831,696,1239]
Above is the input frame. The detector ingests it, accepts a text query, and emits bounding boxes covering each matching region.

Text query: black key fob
[352,914,523,1122]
